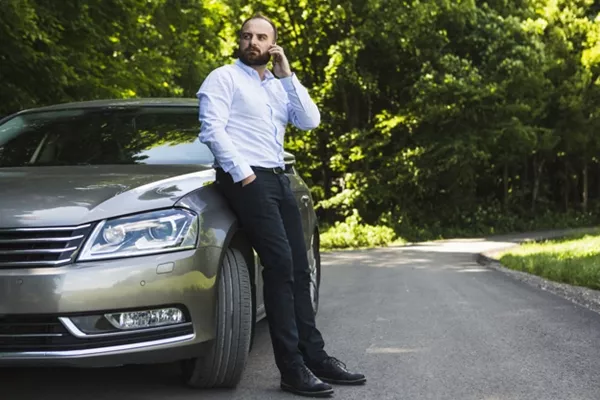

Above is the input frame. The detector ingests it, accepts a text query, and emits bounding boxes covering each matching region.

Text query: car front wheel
[181,247,252,388]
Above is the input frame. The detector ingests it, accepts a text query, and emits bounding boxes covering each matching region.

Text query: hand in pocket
[241,174,257,187]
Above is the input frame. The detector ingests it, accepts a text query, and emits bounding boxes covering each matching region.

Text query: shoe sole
[280,382,334,397]
[319,377,367,385]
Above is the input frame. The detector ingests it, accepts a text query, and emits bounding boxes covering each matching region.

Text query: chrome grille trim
[0,259,71,267]
[0,224,92,269]
[6,224,92,232]
[59,317,194,339]
[0,333,65,338]
[0,235,84,243]
[0,247,78,255]
[0,334,195,358]
[0,315,195,353]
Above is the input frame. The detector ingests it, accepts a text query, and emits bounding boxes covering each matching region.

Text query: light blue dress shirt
[196,59,320,182]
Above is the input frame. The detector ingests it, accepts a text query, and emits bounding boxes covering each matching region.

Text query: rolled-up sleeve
[280,73,321,130]
[197,69,253,182]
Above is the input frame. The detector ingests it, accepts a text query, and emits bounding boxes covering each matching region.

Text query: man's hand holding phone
[269,45,292,78]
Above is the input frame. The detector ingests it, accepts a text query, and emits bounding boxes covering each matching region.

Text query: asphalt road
[3,238,600,399]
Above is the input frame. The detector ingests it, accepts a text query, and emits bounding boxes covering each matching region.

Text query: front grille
[0,316,194,352]
[0,224,92,269]
[0,315,67,350]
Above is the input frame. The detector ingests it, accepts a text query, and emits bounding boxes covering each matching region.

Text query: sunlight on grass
[499,231,600,290]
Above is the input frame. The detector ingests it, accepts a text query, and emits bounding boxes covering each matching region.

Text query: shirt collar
[234,59,275,81]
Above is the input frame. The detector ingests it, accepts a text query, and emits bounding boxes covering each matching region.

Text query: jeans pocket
[240,176,259,190]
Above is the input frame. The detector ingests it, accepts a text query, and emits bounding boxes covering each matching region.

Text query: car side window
[0,106,214,167]
[0,111,131,166]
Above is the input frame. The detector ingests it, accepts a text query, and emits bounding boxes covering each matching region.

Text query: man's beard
[239,47,271,66]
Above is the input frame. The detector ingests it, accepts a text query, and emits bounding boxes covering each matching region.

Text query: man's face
[239,18,275,66]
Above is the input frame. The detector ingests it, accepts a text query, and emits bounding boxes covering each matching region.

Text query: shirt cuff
[228,163,255,183]
[280,73,298,92]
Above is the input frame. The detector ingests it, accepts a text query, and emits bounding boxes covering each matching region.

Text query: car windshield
[0,106,215,167]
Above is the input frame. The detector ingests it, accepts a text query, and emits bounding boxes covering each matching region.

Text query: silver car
[0,99,322,388]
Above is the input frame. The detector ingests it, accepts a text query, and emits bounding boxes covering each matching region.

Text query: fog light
[105,307,185,330]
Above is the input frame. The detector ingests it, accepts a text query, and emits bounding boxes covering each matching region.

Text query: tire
[181,247,252,388]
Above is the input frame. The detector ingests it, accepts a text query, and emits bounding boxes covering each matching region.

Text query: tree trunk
[597,163,600,201]
[318,132,332,222]
[572,165,580,208]
[523,156,529,203]
[503,163,509,210]
[564,162,570,212]
[532,158,545,213]
[582,161,588,212]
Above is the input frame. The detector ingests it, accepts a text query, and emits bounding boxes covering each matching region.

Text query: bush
[320,209,397,250]
[393,204,600,243]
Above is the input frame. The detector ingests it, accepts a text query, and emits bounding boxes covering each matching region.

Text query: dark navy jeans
[215,167,327,374]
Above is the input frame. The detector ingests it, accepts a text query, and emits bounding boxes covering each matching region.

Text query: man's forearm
[281,74,321,130]
[200,126,253,182]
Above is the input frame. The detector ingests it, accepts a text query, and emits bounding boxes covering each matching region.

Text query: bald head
[238,14,278,66]
[240,13,278,42]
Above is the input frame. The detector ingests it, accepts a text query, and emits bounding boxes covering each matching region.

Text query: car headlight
[78,208,198,261]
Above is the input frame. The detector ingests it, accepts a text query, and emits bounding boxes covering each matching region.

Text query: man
[196,13,366,398]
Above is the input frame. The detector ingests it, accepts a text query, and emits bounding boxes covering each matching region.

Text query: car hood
[0,165,216,228]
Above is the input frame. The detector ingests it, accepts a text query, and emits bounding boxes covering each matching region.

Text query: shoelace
[325,356,348,371]
[300,364,315,381]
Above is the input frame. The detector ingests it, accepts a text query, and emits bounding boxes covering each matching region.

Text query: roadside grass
[499,229,600,291]
[321,236,407,252]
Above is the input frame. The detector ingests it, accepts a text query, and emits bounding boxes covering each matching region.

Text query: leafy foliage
[1,0,600,247]
[320,209,397,250]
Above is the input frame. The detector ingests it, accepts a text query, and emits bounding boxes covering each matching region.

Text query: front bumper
[0,332,206,367]
[0,246,222,367]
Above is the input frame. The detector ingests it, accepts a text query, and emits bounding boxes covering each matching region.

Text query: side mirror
[284,151,296,173]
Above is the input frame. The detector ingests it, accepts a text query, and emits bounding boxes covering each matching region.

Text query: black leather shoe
[307,357,367,385]
[280,364,334,397]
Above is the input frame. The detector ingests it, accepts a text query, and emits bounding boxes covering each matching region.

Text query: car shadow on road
[321,244,488,271]
[0,320,279,400]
